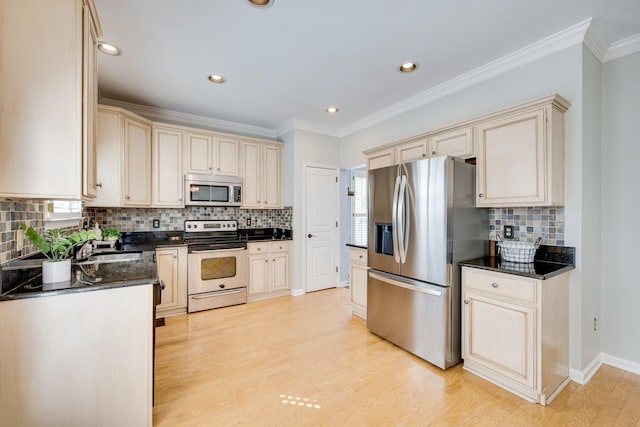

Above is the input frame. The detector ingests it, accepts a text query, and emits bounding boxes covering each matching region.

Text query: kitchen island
[0,256,158,427]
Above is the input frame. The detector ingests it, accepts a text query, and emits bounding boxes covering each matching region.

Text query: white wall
[601,51,640,364]
[579,46,603,368]
[289,129,341,293]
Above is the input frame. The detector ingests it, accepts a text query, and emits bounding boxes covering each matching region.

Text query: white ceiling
[94,0,640,137]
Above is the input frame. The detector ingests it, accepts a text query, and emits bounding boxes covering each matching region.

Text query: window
[43,200,83,230]
[351,168,367,246]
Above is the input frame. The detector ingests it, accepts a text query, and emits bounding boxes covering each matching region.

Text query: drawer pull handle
[464,299,469,304]
[492,282,498,288]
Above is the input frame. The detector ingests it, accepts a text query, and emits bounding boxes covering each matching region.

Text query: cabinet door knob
[257,248,261,251]
[217,168,220,171]
[492,282,498,288]
[431,150,436,155]
[208,167,212,170]
[160,280,166,290]
[125,195,130,200]
[173,255,177,259]
[359,255,363,259]
[464,299,469,304]
[96,182,103,188]
[478,193,484,198]
[179,197,183,201]
[265,259,268,263]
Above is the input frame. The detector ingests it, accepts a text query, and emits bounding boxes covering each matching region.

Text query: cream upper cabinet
[395,138,429,163]
[348,247,368,319]
[89,106,152,207]
[429,126,474,158]
[123,116,152,206]
[215,137,240,176]
[462,267,570,405]
[248,242,290,301]
[476,96,568,207]
[263,144,282,208]
[185,132,214,175]
[0,0,101,199]
[156,246,188,317]
[366,147,395,170]
[153,125,184,207]
[241,141,283,209]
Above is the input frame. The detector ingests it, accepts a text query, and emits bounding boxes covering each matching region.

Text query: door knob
[307,234,313,238]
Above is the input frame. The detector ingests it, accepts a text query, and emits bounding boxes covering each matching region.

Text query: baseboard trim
[569,354,602,385]
[290,289,305,297]
[601,353,640,376]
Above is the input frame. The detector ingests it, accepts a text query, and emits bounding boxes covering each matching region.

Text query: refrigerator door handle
[391,174,401,263]
[399,174,410,264]
[369,271,443,297]
[397,174,407,263]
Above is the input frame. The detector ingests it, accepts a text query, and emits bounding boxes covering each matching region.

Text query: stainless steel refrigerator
[367,155,487,369]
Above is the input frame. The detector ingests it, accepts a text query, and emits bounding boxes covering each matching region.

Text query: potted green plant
[20,224,96,283]
[102,227,121,242]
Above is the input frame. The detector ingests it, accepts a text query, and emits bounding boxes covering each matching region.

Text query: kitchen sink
[73,251,143,265]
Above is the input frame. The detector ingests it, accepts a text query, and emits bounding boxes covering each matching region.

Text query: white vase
[42,259,71,283]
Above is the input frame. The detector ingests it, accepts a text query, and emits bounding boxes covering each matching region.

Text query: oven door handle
[189,247,247,254]
[191,289,245,299]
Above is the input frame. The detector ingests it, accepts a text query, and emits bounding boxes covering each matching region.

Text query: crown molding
[99,98,278,139]
[604,32,640,62]
[338,19,592,137]
[275,118,341,138]
[583,22,609,62]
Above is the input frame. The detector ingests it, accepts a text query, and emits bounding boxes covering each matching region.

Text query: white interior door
[305,165,339,292]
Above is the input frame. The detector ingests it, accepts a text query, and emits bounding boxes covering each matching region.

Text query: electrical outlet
[503,225,514,239]
[246,218,251,226]
[152,219,160,228]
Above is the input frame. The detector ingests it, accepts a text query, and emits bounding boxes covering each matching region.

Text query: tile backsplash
[84,206,293,232]
[488,207,565,245]
[1,199,564,264]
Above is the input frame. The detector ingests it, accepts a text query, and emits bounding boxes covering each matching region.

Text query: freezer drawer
[367,270,455,369]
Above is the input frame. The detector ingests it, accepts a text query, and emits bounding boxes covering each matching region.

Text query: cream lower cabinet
[461,267,570,405]
[156,246,188,318]
[89,106,152,207]
[242,142,282,208]
[153,124,184,207]
[248,241,290,301]
[476,95,569,207]
[348,247,368,319]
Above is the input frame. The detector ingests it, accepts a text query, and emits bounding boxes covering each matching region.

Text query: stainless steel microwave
[184,174,242,207]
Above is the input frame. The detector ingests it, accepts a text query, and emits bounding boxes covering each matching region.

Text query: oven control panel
[184,220,238,232]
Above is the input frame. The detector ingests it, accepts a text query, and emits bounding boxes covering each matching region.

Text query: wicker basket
[496,235,541,263]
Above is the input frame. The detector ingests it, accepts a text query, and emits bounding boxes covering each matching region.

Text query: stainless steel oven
[185,220,248,313]
[184,174,242,207]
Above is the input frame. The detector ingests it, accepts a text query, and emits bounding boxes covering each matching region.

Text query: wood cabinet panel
[396,139,428,163]
[367,148,394,170]
[348,247,368,319]
[429,127,474,158]
[0,0,101,199]
[216,137,239,176]
[156,246,188,318]
[185,132,213,175]
[248,242,290,300]
[153,125,184,207]
[263,145,282,208]
[124,117,152,206]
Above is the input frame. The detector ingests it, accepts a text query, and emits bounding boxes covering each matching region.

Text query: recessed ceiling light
[247,0,274,8]
[326,107,339,113]
[399,62,418,73]
[97,41,122,56]
[208,74,226,84]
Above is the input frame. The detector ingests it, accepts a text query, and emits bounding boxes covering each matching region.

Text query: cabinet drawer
[463,268,536,303]
[270,242,290,253]
[248,243,269,255]
[349,248,367,264]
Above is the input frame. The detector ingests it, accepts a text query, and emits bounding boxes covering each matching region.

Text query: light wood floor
[153,288,640,426]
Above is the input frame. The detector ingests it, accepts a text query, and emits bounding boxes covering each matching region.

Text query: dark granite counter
[346,243,367,250]
[460,257,574,280]
[1,251,158,301]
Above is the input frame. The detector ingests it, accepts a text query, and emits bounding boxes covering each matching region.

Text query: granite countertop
[346,243,367,250]
[459,256,574,280]
[1,252,158,301]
